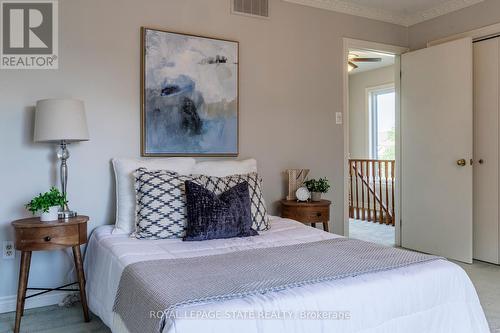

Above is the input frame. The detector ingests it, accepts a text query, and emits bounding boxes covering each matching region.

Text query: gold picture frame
[140,27,239,157]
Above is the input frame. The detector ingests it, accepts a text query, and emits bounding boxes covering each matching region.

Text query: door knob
[479,159,484,164]
[457,159,466,166]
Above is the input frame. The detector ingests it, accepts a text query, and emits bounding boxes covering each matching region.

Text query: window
[369,86,395,160]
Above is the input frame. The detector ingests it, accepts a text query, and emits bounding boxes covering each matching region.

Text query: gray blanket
[113,238,442,333]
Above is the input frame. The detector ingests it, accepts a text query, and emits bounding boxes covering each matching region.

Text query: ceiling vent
[232,0,269,18]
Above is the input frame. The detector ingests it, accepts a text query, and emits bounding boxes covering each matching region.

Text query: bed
[84,216,489,333]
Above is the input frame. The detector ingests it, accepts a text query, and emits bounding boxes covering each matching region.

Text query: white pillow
[192,158,257,177]
[112,157,196,234]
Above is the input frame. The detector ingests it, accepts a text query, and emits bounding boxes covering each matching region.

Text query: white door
[401,38,473,263]
[473,37,500,264]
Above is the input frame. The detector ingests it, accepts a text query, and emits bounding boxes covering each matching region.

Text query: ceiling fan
[348,54,382,72]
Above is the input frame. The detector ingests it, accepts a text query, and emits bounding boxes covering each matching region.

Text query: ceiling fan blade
[351,58,382,62]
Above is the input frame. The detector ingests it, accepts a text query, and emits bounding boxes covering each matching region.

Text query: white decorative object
[40,206,60,222]
[296,187,310,202]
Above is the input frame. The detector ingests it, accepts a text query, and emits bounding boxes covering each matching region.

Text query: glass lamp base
[58,210,77,219]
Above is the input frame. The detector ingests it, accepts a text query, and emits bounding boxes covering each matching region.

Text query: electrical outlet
[3,241,15,259]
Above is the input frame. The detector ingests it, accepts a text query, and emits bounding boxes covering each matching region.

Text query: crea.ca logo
[1,0,58,69]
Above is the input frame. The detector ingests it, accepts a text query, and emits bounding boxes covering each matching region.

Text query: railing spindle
[391,161,395,226]
[349,160,354,219]
[372,161,377,222]
[385,161,390,225]
[367,160,371,221]
[378,160,383,224]
[355,161,359,219]
[361,161,365,221]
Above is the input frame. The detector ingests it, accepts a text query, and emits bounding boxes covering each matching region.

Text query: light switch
[336,112,343,125]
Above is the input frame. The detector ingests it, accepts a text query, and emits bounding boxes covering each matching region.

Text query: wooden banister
[349,159,395,226]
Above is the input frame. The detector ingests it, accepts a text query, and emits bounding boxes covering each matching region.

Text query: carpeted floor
[457,260,500,333]
[0,304,110,333]
[349,218,395,247]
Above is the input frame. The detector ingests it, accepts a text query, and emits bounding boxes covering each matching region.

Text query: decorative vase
[311,192,322,202]
[40,206,60,222]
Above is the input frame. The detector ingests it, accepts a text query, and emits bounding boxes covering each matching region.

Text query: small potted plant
[26,187,67,222]
[304,178,330,202]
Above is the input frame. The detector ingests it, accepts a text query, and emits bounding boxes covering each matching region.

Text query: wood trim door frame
[342,38,408,246]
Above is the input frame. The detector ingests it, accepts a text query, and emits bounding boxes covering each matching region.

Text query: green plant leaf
[25,187,67,215]
[304,178,331,193]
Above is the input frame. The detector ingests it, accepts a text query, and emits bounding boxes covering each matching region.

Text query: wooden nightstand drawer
[15,225,80,251]
[281,199,331,232]
[282,206,329,223]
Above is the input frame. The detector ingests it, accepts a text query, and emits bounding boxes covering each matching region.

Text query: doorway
[348,49,396,246]
[342,39,407,247]
[345,35,493,264]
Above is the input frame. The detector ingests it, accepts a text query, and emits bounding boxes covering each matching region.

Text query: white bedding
[84,217,489,333]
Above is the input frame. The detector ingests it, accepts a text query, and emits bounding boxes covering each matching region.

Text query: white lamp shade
[34,99,90,142]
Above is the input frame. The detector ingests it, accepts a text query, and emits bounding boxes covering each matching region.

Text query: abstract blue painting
[141,28,239,156]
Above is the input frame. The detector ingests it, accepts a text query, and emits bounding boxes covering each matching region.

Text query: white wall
[0,0,407,310]
[349,65,395,158]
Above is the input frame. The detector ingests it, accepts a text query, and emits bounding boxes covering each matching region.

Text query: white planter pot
[311,192,322,201]
[40,206,60,222]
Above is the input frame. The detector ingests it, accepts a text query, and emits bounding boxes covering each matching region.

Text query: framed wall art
[141,27,239,156]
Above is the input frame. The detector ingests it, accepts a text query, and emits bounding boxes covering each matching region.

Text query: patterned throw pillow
[183,181,258,241]
[192,172,270,231]
[132,168,193,239]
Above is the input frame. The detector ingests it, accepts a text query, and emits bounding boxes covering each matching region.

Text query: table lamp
[34,98,89,219]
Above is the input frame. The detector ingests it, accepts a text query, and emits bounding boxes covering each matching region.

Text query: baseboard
[0,290,70,314]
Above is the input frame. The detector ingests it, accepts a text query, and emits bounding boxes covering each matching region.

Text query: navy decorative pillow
[183,180,258,241]
[192,173,270,231]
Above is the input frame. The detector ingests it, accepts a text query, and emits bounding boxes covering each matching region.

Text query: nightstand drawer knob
[316,213,321,217]
[44,236,51,242]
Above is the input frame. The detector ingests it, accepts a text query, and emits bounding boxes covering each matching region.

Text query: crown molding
[283,0,484,27]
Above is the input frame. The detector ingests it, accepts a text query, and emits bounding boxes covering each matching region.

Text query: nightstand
[11,215,90,333]
[281,199,331,232]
